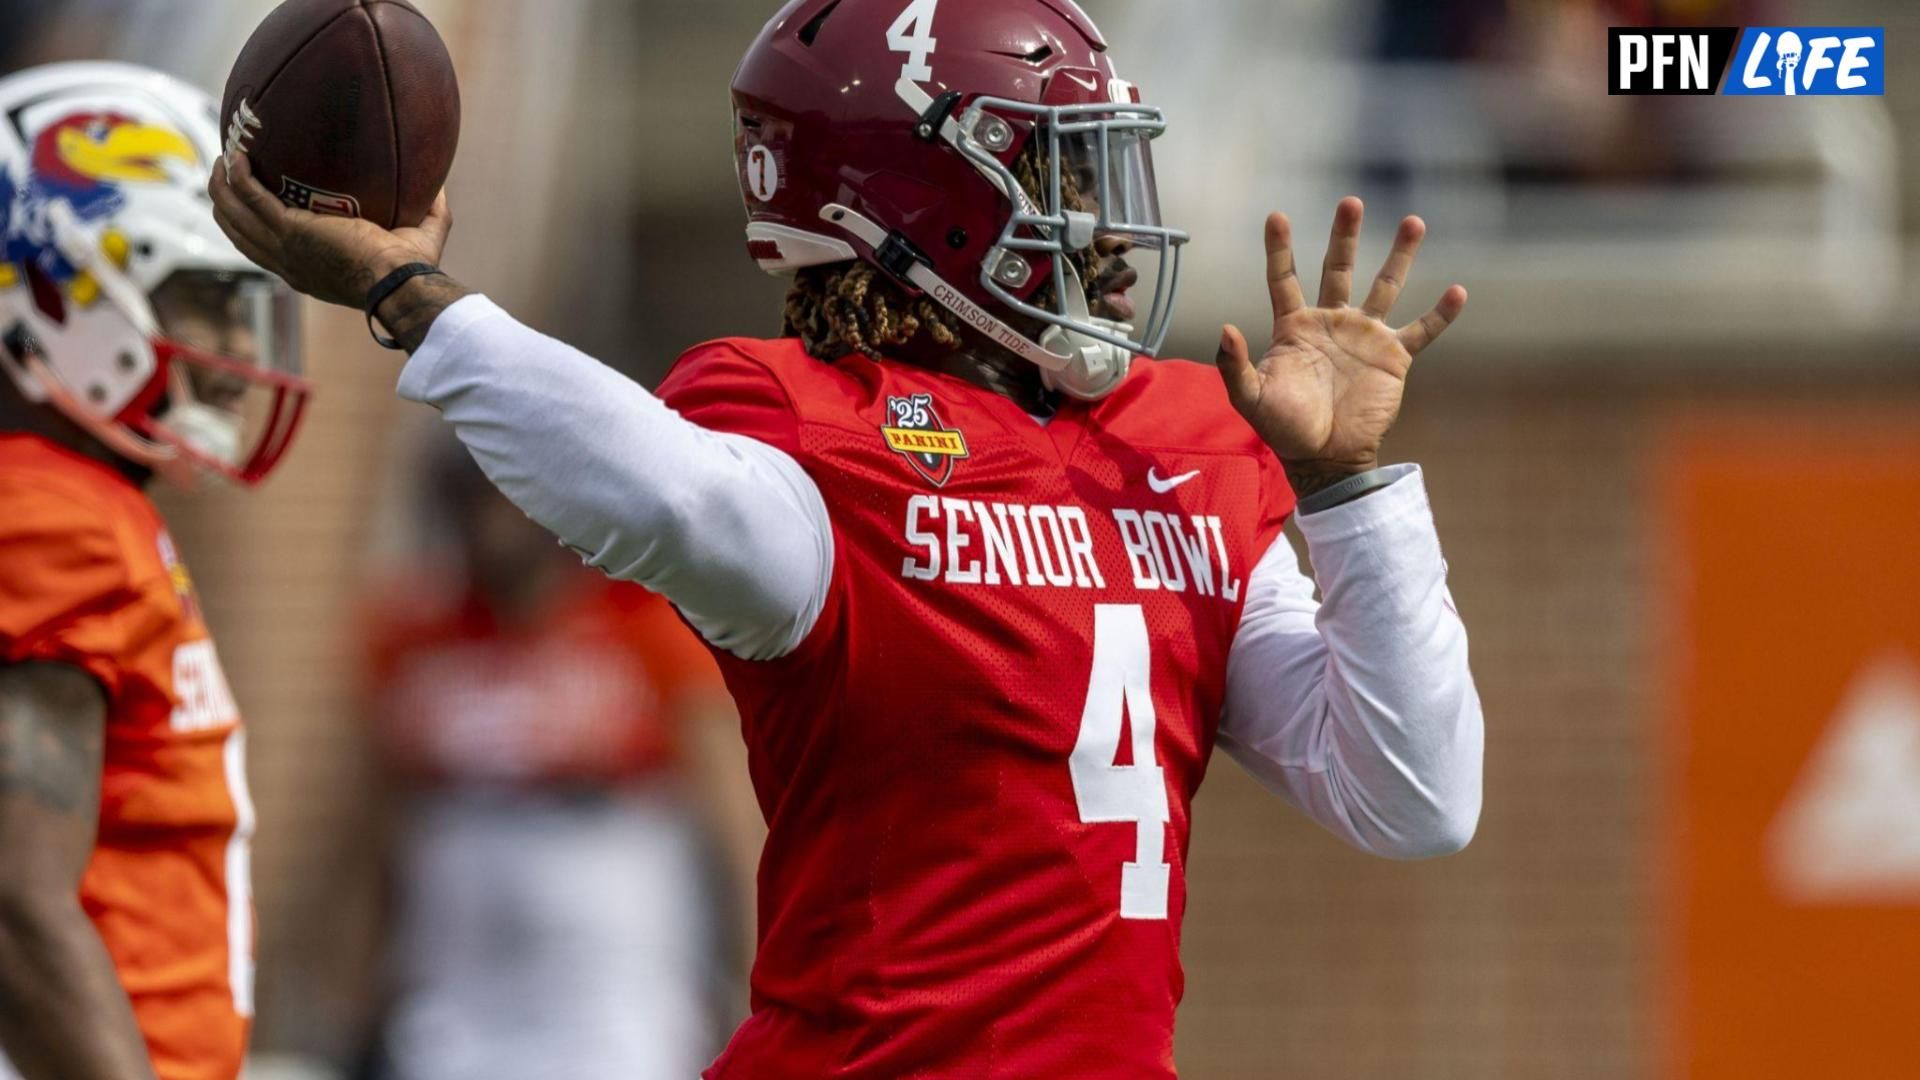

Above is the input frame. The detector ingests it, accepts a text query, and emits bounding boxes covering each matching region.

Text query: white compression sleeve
[1218,465,1485,859]
[395,296,834,661]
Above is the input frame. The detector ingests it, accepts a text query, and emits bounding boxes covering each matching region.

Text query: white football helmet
[0,61,309,487]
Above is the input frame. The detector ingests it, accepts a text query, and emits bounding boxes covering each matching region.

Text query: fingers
[1361,216,1426,321]
[1318,196,1363,308]
[209,154,284,249]
[217,153,280,224]
[211,207,285,278]
[1214,324,1260,412]
[208,157,285,272]
[1397,285,1469,356]
[1263,213,1306,325]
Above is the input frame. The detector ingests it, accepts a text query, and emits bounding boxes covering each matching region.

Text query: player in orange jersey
[0,64,308,1080]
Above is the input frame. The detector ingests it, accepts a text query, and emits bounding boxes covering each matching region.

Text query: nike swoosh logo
[1061,72,1101,92]
[1147,468,1202,494]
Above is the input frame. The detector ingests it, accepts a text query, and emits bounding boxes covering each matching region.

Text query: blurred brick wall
[1178,368,1661,1080]
[1177,363,1920,1080]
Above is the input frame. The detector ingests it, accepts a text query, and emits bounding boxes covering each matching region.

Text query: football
[220,0,460,229]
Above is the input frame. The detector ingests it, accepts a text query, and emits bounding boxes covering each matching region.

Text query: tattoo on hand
[0,699,102,815]
[283,230,382,309]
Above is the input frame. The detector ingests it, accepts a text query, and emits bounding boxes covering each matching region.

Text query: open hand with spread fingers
[1215,198,1468,500]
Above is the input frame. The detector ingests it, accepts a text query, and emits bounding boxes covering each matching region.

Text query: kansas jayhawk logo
[0,112,198,308]
[882,394,969,488]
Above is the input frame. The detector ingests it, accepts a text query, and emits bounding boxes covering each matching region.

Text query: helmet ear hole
[3,326,33,364]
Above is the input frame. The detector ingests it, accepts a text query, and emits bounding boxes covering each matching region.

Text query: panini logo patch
[883,393,968,487]
[883,428,967,456]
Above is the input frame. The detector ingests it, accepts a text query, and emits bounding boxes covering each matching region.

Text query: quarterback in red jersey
[210,1,1484,1076]
[0,63,308,1080]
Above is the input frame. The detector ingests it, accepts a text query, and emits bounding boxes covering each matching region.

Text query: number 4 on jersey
[887,0,939,83]
[1071,604,1173,920]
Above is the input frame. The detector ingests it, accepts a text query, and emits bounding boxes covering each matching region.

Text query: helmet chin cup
[170,405,243,466]
[1037,321,1131,401]
[1037,262,1133,401]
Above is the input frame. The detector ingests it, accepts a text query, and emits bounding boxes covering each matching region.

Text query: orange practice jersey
[0,434,252,1080]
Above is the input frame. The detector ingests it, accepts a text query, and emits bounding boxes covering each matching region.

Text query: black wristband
[1295,468,1398,515]
[365,263,445,350]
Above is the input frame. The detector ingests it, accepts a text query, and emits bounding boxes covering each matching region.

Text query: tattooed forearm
[378,274,475,354]
[0,666,104,816]
[0,667,146,1079]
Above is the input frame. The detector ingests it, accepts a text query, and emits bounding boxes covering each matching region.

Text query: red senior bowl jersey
[657,339,1296,1079]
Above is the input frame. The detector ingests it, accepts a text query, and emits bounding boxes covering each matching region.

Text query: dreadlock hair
[782,137,1095,362]
[781,262,964,362]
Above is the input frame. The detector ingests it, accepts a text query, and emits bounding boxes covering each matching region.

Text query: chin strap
[821,203,1132,400]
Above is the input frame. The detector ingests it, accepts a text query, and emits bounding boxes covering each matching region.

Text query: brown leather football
[221,0,460,230]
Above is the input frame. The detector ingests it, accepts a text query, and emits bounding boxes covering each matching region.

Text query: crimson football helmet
[732,0,1188,400]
